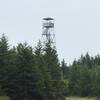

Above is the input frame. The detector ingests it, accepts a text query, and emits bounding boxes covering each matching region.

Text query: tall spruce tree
[0,34,9,79]
[43,42,66,100]
[16,43,43,100]
[61,59,69,79]
[34,40,50,100]
[0,34,10,96]
[5,43,44,100]
[34,41,51,81]
[44,43,61,80]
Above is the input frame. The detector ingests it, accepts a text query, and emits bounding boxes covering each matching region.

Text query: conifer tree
[43,42,66,100]
[44,43,61,80]
[0,34,9,96]
[61,59,69,79]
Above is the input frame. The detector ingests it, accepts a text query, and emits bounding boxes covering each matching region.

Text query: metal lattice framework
[42,17,56,48]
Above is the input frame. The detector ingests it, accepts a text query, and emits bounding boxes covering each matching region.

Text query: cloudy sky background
[0,0,100,64]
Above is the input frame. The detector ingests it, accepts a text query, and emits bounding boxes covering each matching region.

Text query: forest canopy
[0,34,100,100]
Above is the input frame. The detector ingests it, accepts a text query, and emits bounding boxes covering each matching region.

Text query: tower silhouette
[42,17,56,48]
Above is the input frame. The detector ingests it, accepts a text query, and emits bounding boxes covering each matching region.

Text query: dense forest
[0,34,100,100]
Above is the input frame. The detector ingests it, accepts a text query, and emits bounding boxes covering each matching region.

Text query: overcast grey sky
[0,0,100,64]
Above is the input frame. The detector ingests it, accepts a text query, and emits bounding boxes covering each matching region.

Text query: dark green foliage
[0,34,65,100]
[2,34,100,99]
[0,34,10,96]
[42,42,65,100]
[61,59,69,79]
[62,53,100,97]
[44,43,61,80]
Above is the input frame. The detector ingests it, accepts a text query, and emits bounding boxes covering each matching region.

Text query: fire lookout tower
[42,17,56,48]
